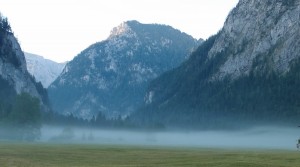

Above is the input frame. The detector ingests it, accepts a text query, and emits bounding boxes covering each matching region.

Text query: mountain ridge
[131,0,300,129]
[25,52,66,88]
[0,14,49,111]
[48,20,200,119]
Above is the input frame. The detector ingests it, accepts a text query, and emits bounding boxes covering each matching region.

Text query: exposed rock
[0,23,49,108]
[134,0,300,129]
[25,52,66,88]
[48,20,199,119]
[209,0,300,80]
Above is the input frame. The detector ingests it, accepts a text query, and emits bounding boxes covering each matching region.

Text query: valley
[0,142,299,167]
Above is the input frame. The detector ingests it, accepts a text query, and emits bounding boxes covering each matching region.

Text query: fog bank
[40,126,300,150]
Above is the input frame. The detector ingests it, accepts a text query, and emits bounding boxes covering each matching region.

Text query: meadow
[0,142,300,167]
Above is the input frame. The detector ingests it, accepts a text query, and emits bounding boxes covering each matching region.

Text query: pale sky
[0,0,239,63]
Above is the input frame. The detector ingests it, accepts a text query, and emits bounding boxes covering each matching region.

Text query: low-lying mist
[40,126,300,150]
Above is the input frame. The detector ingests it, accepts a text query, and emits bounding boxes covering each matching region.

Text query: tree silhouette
[9,93,41,141]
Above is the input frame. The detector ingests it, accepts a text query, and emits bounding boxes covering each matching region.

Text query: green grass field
[0,142,299,167]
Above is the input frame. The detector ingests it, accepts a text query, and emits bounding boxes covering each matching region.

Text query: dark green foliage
[30,75,50,107]
[0,14,21,68]
[132,33,300,130]
[0,76,16,107]
[282,0,296,7]
[0,14,51,140]
[0,76,16,129]
[0,13,12,46]
[48,21,198,118]
[0,93,41,141]
[93,112,107,126]
[42,110,90,127]
[10,93,41,141]
[42,109,137,130]
[88,112,136,129]
[0,13,11,33]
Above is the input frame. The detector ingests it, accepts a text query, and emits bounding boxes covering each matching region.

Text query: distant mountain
[131,0,300,129]
[25,52,66,88]
[48,20,200,119]
[0,15,49,111]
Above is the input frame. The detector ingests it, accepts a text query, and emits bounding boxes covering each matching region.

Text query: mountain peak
[24,52,66,88]
[0,15,50,110]
[49,21,199,119]
[134,0,300,129]
[108,20,140,39]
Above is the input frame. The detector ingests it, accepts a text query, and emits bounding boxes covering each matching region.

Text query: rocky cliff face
[48,20,199,119]
[134,0,300,129]
[25,52,66,88]
[0,16,49,107]
[209,0,300,80]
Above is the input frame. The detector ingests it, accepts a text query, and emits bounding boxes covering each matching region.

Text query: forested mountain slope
[132,0,300,129]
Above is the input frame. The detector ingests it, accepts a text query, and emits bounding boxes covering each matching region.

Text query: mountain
[132,0,300,129]
[24,52,66,88]
[0,15,49,112]
[48,20,200,119]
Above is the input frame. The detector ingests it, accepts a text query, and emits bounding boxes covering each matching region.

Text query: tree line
[0,93,41,141]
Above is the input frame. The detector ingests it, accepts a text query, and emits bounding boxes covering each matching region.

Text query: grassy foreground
[0,142,299,167]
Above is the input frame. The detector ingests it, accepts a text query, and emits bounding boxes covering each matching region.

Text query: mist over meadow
[40,126,299,150]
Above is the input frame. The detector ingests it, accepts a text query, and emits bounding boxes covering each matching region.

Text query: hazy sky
[0,0,239,63]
